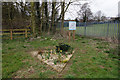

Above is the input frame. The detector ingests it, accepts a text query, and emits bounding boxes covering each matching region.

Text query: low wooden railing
[0,29,31,40]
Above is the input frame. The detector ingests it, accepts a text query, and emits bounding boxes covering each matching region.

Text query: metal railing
[58,21,119,40]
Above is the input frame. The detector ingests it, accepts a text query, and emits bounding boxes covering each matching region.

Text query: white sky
[3,0,119,19]
[65,0,120,20]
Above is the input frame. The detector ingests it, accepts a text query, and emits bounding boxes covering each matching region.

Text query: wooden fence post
[10,29,12,40]
[25,29,27,38]
[69,31,71,41]
[73,30,75,41]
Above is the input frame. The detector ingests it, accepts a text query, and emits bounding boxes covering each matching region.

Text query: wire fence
[57,21,119,40]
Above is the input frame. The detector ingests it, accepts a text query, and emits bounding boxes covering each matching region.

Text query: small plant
[70,47,73,54]
[45,53,47,60]
[47,53,50,59]
[64,74,75,78]
[50,49,53,54]
[58,52,61,60]
[54,59,57,65]
[96,46,106,49]
[64,53,67,57]
[56,43,71,53]
[40,54,44,59]
[81,41,85,43]
[8,47,14,50]
[92,57,96,60]
[39,72,46,78]
[104,50,110,53]
[60,50,62,53]
[22,45,26,48]
[73,59,77,63]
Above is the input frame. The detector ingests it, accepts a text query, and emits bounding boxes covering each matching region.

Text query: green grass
[2,35,119,78]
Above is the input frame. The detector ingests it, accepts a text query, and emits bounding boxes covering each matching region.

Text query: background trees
[94,10,107,22]
[2,1,72,36]
[77,3,107,22]
[2,2,30,29]
[2,1,107,37]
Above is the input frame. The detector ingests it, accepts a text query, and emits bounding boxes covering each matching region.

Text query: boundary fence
[1,21,119,41]
[0,29,31,40]
[59,21,119,41]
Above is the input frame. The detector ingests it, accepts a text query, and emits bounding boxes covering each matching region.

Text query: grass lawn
[2,35,119,78]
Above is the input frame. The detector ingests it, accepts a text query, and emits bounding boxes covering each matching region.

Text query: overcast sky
[65,0,120,20]
[3,0,119,19]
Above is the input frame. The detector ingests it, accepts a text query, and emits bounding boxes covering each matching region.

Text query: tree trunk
[30,2,36,36]
[44,2,49,32]
[9,2,14,29]
[61,2,65,33]
[51,2,56,34]
[55,2,71,26]
[47,2,51,35]
[35,2,41,35]
[40,3,44,34]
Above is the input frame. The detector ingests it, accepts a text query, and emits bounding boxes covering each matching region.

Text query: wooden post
[69,31,71,41]
[25,29,27,38]
[10,29,12,40]
[73,30,75,41]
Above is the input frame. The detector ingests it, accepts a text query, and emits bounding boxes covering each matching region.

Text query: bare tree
[95,10,102,22]
[94,10,107,22]
[101,15,107,21]
[77,3,93,22]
